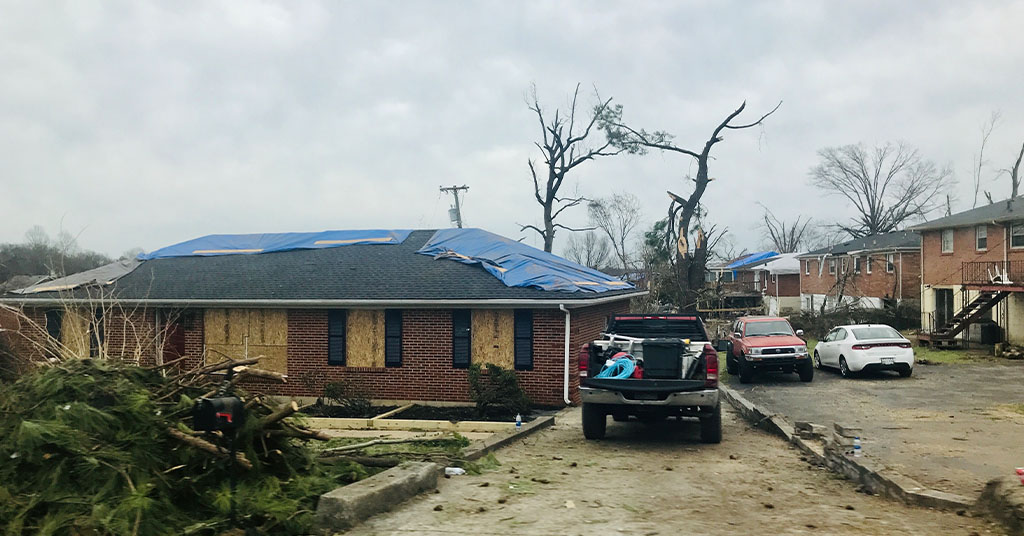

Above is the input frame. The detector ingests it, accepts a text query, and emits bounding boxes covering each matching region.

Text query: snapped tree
[809,142,954,238]
[599,100,781,309]
[521,84,621,252]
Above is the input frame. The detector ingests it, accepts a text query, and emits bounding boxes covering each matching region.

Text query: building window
[513,310,533,371]
[841,258,848,273]
[805,260,809,275]
[828,259,836,275]
[327,310,346,366]
[976,225,987,250]
[384,310,403,367]
[866,256,872,274]
[452,310,471,369]
[853,257,862,273]
[1012,224,1024,248]
[941,229,954,253]
[886,253,895,273]
[44,309,63,342]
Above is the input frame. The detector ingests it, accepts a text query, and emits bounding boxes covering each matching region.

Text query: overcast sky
[2,1,1023,258]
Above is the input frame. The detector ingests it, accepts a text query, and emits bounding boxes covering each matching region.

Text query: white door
[830,328,849,366]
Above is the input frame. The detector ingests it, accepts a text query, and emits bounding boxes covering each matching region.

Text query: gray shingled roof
[797,230,920,258]
[909,197,1024,231]
[1,230,643,305]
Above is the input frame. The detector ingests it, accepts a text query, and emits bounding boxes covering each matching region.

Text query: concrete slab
[314,461,441,534]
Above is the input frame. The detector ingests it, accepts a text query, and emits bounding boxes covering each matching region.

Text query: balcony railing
[716,281,762,294]
[962,261,1024,285]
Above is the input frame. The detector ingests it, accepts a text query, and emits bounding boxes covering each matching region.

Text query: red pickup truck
[725,316,812,384]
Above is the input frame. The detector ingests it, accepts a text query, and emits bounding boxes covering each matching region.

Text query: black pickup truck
[578,314,721,443]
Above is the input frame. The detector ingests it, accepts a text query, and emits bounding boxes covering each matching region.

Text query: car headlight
[749,348,762,355]
[795,345,807,354]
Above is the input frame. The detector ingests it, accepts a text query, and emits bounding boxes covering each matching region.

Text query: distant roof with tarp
[416,228,633,293]
[760,253,801,275]
[725,251,778,269]
[138,229,412,260]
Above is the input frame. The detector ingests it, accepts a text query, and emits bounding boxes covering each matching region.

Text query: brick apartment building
[796,231,921,312]
[749,253,801,315]
[0,229,643,406]
[910,198,1024,346]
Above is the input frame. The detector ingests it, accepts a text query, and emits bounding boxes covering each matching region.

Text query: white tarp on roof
[12,259,142,294]
[761,253,801,275]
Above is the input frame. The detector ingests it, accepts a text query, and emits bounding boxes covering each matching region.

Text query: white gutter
[0,292,648,309]
[559,303,572,405]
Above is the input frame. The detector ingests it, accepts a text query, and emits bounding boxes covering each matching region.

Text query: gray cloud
[2,0,1023,256]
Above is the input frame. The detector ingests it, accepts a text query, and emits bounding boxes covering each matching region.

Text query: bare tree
[1006,142,1024,199]
[587,192,642,270]
[562,231,612,270]
[809,142,954,238]
[972,112,1000,207]
[599,100,782,308]
[519,84,621,252]
[759,205,811,253]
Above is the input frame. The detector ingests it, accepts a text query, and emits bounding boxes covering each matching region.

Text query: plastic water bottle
[515,414,522,429]
[853,437,862,458]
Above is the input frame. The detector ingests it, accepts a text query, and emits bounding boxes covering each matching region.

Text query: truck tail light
[702,343,718,388]
[579,343,590,377]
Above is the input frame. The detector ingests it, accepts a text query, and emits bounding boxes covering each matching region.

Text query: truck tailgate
[582,378,706,393]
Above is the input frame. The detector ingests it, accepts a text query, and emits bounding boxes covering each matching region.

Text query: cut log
[167,428,252,469]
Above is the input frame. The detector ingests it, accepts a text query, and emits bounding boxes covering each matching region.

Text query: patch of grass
[1002,403,1024,416]
[912,345,989,365]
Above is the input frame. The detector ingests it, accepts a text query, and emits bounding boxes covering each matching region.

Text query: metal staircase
[921,290,1010,346]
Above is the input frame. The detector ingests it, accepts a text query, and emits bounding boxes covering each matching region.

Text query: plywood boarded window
[346,310,386,368]
[452,310,471,368]
[513,310,533,371]
[59,308,92,359]
[471,310,514,368]
[204,309,288,373]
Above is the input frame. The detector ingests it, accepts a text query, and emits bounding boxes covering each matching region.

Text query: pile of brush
[0,356,369,536]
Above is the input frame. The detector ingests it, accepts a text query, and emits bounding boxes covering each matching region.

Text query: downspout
[559,304,571,405]
[898,251,903,301]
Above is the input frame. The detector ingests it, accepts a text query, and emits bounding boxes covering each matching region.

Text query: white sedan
[813,324,914,378]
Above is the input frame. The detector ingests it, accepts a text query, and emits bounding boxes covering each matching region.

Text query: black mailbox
[193,396,245,432]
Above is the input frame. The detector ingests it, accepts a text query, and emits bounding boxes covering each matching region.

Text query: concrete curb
[975,477,1024,536]
[719,384,974,511]
[312,415,555,534]
[463,414,556,461]
[314,461,442,534]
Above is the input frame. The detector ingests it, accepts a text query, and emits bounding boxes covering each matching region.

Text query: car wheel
[839,356,852,378]
[699,404,723,444]
[798,361,814,382]
[738,355,754,384]
[898,366,913,378]
[582,403,607,439]
[813,350,822,369]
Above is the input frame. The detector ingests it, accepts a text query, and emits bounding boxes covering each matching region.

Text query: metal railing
[962,261,1024,285]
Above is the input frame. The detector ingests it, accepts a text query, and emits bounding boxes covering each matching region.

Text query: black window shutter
[452,310,471,368]
[513,309,533,370]
[327,310,346,366]
[385,310,403,367]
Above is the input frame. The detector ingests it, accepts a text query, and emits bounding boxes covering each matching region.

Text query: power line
[439,185,469,228]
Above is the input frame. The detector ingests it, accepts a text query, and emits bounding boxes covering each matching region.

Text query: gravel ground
[724,360,1024,497]
[345,405,1002,535]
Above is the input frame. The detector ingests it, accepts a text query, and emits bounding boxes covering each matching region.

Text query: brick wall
[921,224,1024,286]
[764,273,799,297]
[799,252,921,301]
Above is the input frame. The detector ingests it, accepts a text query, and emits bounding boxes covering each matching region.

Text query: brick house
[796,231,921,312]
[748,253,801,315]
[702,252,778,313]
[0,229,645,406]
[909,198,1024,346]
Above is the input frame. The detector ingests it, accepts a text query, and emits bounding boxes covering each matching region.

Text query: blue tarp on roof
[725,251,778,269]
[138,230,412,260]
[416,228,633,293]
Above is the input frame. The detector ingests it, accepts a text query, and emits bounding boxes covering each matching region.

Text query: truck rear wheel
[582,403,607,439]
[700,404,722,444]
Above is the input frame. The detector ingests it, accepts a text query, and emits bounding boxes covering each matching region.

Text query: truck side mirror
[715,340,729,352]
[796,329,805,337]
[733,332,742,339]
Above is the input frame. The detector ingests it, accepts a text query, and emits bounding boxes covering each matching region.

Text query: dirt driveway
[725,360,1024,497]
[346,406,999,535]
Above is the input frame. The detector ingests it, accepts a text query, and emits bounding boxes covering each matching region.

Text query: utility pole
[439,185,469,228]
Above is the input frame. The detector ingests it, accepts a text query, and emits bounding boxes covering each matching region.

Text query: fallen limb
[167,428,253,469]
[322,437,433,454]
[319,455,400,468]
[261,401,299,427]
